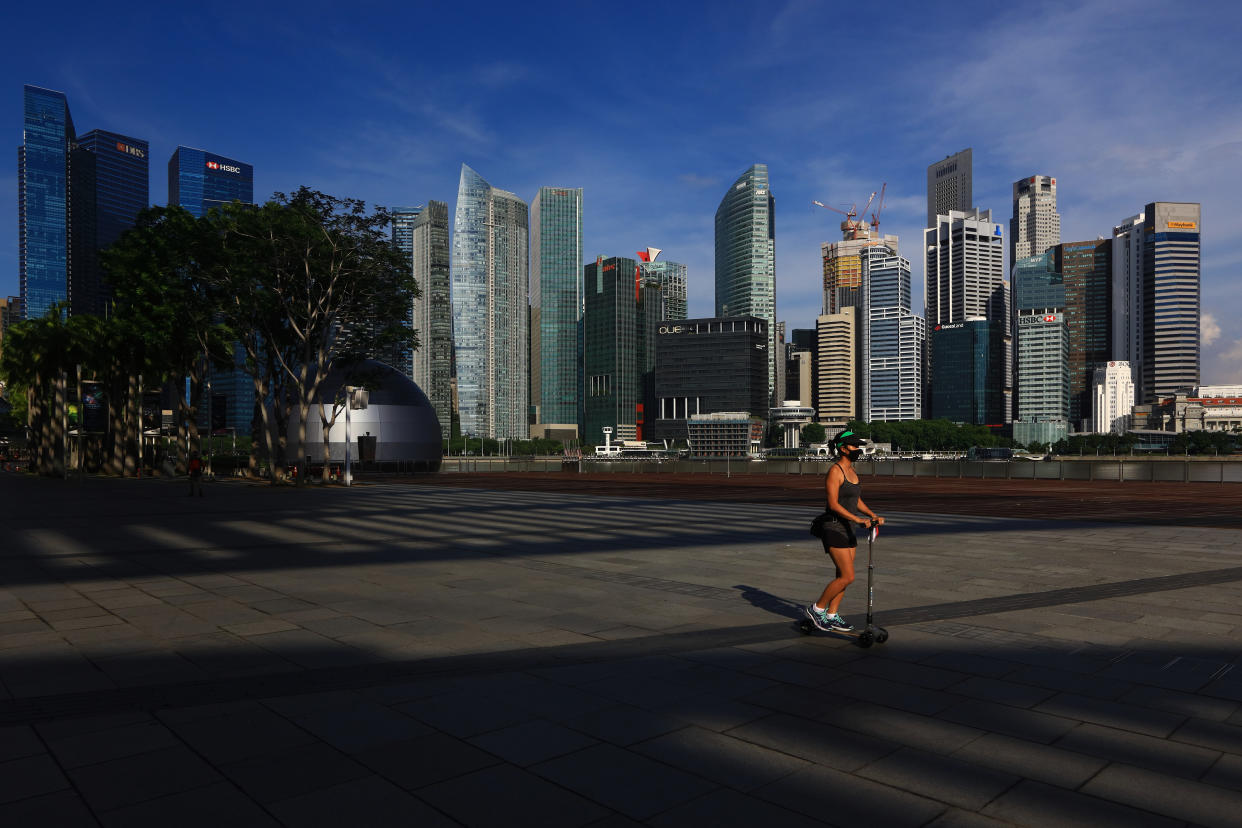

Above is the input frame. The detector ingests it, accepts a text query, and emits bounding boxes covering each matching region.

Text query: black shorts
[820,518,857,550]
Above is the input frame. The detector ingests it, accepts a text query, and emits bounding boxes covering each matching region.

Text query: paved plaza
[2,472,1242,826]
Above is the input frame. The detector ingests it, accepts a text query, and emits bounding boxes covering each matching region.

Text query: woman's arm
[855,497,884,525]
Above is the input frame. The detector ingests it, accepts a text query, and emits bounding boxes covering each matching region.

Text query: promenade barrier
[437,457,1242,482]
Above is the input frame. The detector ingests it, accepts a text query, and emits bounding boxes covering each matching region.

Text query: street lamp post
[206,381,213,476]
[344,386,355,486]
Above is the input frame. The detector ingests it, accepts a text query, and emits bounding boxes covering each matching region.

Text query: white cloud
[1203,313,1222,347]
[1215,338,1242,384]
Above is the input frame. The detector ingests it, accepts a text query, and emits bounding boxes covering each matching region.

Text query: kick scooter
[799,520,889,648]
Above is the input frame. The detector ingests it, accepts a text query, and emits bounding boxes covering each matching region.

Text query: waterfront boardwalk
[2,471,1242,826]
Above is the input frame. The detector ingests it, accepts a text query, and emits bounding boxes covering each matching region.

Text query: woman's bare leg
[816,545,856,612]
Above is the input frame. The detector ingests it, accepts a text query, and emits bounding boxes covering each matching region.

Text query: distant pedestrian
[188,451,204,497]
[805,430,882,632]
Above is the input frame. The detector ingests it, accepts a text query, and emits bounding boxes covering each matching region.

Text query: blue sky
[5,0,1241,383]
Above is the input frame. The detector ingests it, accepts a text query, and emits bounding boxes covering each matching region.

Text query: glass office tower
[530,186,583,430]
[1141,202,1200,401]
[861,245,923,421]
[450,165,529,440]
[77,130,149,314]
[411,201,453,440]
[168,147,253,217]
[1013,252,1069,445]
[638,259,688,321]
[18,85,76,321]
[715,164,776,403]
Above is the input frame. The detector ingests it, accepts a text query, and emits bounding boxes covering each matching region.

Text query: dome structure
[300,360,442,470]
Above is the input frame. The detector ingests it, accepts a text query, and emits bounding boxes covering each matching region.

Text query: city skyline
[4,1,1240,385]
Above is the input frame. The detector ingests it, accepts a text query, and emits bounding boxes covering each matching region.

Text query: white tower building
[1093,361,1135,434]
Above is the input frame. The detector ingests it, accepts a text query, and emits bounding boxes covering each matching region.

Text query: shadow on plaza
[0,472,1126,593]
[0,597,1240,828]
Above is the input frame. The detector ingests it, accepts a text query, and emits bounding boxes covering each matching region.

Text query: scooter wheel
[876,629,889,644]
[798,620,813,635]
[857,631,875,648]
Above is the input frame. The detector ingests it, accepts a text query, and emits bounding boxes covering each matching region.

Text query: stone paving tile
[292,701,436,753]
[847,654,971,689]
[946,675,1058,708]
[1035,692,1187,738]
[268,774,458,827]
[1057,721,1221,779]
[168,706,318,765]
[726,713,897,772]
[0,790,99,827]
[0,724,46,762]
[47,721,181,769]
[633,725,810,792]
[1120,684,1240,722]
[398,691,537,739]
[532,743,716,821]
[424,763,614,827]
[924,807,1015,828]
[468,719,599,767]
[220,742,372,804]
[1170,716,1242,754]
[354,731,501,790]
[981,779,1183,828]
[557,703,688,746]
[67,745,223,812]
[648,692,769,733]
[97,781,279,827]
[1204,753,1242,792]
[818,701,984,756]
[1082,762,1242,827]
[832,673,964,716]
[0,753,72,804]
[753,763,946,827]
[941,698,1080,744]
[950,731,1107,790]
[646,787,824,828]
[857,746,1021,811]
[740,682,842,719]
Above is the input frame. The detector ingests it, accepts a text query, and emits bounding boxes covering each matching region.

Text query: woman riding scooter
[805,430,884,632]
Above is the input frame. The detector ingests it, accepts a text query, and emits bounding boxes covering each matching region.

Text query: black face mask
[844,448,863,462]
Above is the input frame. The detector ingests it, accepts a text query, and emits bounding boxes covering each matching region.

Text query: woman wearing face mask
[805,429,884,632]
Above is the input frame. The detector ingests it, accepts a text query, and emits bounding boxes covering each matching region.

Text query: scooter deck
[797,617,888,646]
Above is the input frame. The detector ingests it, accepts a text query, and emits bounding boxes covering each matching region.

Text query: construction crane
[868,182,887,238]
[809,183,889,239]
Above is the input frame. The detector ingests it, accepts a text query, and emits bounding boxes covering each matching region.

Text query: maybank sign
[1166,220,1198,230]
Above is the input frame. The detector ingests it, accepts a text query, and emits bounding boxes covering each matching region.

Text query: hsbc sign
[206,160,242,174]
[1019,313,1062,325]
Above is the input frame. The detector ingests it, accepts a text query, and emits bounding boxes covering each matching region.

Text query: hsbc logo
[206,160,242,174]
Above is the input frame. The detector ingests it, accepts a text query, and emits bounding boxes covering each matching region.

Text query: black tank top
[830,463,861,519]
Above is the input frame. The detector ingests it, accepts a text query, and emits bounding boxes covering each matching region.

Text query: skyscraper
[638,258,687,321]
[1010,175,1060,262]
[382,206,423,379]
[816,309,858,424]
[924,209,1009,424]
[583,256,640,444]
[861,245,923,421]
[1141,202,1201,401]
[450,165,528,440]
[715,164,776,403]
[1012,252,1069,446]
[1093,362,1135,434]
[1054,240,1112,428]
[19,85,80,320]
[926,149,973,227]
[1111,211,1145,379]
[411,201,452,440]
[76,130,149,314]
[168,147,253,218]
[821,233,899,314]
[529,186,583,431]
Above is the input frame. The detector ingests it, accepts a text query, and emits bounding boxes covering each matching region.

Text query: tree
[800,422,826,445]
[208,189,416,484]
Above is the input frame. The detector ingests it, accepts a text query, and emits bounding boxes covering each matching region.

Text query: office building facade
[380,206,423,379]
[815,309,858,424]
[583,256,640,445]
[450,164,528,440]
[930,319,1006,426]
[861,245,923,422]
[530,187,583,430]
[1054,240,1111,428]
[652,317,768,443]
[1012,252,1069,446]
[1142,202,1200,401]
[821,233,899,314]
[410,201,452,440]
[1010,175,1060,262]
[76,130,149,314]
[168,147,253,218]
[1111,211,1144,383]
[1092,361,1134,434]
[927,149,973,226]
[638,258,687,322]
[924,208,1010,423]
[715,164,776,403]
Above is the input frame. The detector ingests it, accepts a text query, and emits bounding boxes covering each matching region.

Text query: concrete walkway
[1,473,1241,826]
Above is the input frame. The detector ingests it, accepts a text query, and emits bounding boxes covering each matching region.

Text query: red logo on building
[206,161,219,170]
